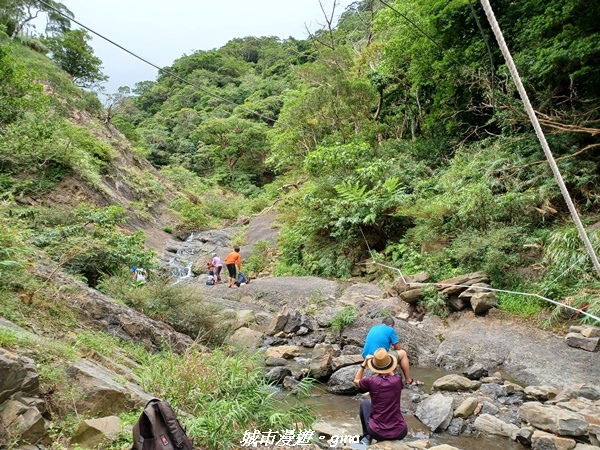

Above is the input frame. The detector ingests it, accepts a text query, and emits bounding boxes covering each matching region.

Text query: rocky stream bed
[1,214,599,449]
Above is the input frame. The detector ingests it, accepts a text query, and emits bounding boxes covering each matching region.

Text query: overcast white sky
[45,0,354,93]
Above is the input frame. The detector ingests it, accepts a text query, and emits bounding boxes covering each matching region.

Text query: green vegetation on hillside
[2,0,599,320]
[1,0,600,446]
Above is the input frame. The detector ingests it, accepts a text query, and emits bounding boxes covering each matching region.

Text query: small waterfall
[163,228,234,285]
[169,232,198,285]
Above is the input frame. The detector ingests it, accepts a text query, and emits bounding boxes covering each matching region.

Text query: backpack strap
[154,401,188,449]
[145,398,161,408]
[132,399,161,450]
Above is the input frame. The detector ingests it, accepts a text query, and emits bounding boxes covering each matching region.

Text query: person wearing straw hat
[353,348,408,446]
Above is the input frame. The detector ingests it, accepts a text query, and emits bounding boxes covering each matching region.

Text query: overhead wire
[377,0,462,67]
[37,0,284,126]
[359,230,600,323]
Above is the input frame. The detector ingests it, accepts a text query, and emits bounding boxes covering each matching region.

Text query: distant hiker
[206,273,216,285]
[362,317,422,387]
[132,267,147,284]
[224,247,242,288]
[211,253,223,283]
[353,348,408,446]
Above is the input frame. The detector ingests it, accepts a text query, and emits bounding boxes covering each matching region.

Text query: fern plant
[329,306,358,333]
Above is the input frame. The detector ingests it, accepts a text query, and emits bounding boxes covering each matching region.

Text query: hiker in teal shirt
[362,317,422,386]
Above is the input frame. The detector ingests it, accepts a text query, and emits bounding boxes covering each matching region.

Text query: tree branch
[494,143,600,173]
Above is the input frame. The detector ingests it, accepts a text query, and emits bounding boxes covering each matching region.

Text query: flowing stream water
[169,232,196,284]
[280,366,523,450]
[166,229,234,284]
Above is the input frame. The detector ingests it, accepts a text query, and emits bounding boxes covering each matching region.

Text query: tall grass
[245,239,277,275]
[139,348,315,449]
[497,291,547,318]
[98,269,230,346]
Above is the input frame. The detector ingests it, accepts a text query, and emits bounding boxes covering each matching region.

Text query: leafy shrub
[245,239,276,275]
[497,291,547,318]
[329,306,358,333]
[384,241,426,276]
[19,36,47,54]
[0,205,34,289]
[447,226,524,285]
[170,196,208,231]
[419,285,449,318]
[74,90,103,115]
[33,204,157,286]
[0,328,31,349]
[542,226,600,283]
[231,229,247,247]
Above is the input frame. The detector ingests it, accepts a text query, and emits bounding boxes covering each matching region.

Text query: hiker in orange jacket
[224,247,242,288]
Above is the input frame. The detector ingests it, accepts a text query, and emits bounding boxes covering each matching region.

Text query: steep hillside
[31,102,178,251]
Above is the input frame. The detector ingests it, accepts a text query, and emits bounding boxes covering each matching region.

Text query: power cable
[37,0,283,126]
[377,0,461,67]
[468,0,494,109]
[480,0,600,279]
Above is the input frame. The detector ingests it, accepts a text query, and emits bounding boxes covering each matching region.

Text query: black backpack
[132,399,194,450]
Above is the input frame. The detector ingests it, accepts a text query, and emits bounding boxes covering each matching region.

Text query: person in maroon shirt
[353,347,408,446]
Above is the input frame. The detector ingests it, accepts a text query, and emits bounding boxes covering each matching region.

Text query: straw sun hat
[367,348,398,374]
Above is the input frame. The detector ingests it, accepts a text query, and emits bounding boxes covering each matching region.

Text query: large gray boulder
[265,345,302,359]
[550,384,600,402]
[264,367,292,384]
[309,343,337,379]
[470,291,498,315]
[432,374,475,392]
[327,366,360,395]
[525,385,560,401]
[531,430,576,450]
[473,414,519,439]
[438,272,489,295]
[331,354,363,371]
[414,393,454,432]
[0,399,48,445]
[267,307,289,335]
[454,397,479,418]
[399,288,424,305]
[66,359,153,416]
[564,333,599,352]
[519,402,589,437]
[226,327,264,350]
[70,416,123,448]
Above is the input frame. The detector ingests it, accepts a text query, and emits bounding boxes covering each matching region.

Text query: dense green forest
[2,0,600,323]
